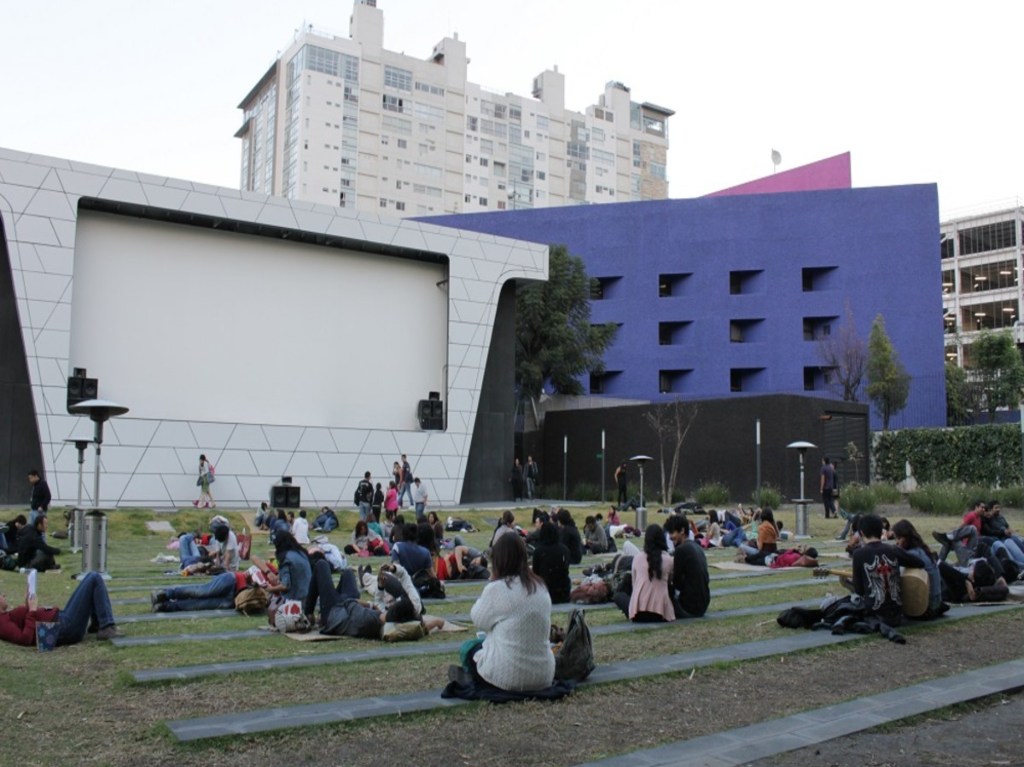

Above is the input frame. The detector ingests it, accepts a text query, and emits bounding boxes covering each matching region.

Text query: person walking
[193,454,216,509]
[398,454,414,508]
[614,462,628,509]
[819,457,836,519]
[525,456,539,501]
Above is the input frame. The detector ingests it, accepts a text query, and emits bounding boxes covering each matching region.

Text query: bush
[870,483,902,505]
[751,484,782,509]
[994,485,1024,508]
[695,481,730,507]
[907,483,970,515]
[571,482,602,502]
[875,424,1021,486]
[839,482,876,514]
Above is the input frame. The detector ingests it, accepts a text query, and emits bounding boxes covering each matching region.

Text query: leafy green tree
[516,244,618,403]
[866,314,910,430]
[944,361,975,426]
[972,329,1024,422]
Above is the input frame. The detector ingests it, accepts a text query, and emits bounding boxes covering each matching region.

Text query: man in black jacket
[16,515,61,572]
[28,469,50,525]
[664,515,711,618]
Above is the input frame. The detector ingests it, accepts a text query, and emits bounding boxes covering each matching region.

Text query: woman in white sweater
[469,533,555,692]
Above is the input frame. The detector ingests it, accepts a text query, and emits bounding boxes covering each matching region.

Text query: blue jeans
[160,572,237,611]
[399,483,413,507]
[992,539,1024,566]
[179,533,203,568]
[304,559,362,618]
[415,502,426,520]
[56,572,115,645]
[738,542,759,557]
[358,502,371,522]
[722,528,747,547]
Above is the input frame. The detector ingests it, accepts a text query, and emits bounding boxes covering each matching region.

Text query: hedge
[874,423,1022,486]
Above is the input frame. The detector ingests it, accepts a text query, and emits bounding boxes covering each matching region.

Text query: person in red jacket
[0,572,120,646]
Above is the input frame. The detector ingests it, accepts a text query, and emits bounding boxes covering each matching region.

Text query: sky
[2,0,1022,219]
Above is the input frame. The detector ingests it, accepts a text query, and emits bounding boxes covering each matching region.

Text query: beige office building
[236,0,672,215]
[941,206,1024,366]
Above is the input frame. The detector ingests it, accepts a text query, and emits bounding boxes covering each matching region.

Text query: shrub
[875,424,1021,486]
[870,483,902,505]
[571,482,602,502]
[994,485,1024,508]
[751,484,782,509]
[907,483,970,515]
[695,481,730,507]
[839,482,876,514]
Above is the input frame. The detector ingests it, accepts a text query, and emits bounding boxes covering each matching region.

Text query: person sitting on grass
[0,572,121,645]
[207,519,240,571]
[531,521,572,604]
[555,508,584,565]
[582,515,609,554]
[892,519,946,618]
[16,514,61,572]
[737,507,779,566]
[345,519,389,557]
[850,513,925,627]
[664,515,710,618]
[460,534,555,692]
[267,531,312,603]
[614,524,675,623]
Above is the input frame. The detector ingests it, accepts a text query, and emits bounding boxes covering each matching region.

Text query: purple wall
[419,183,944,429]
[704,152,852,197]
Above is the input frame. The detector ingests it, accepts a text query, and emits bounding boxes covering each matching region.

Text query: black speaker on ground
[67,368,98,413]
[418,398,444,430]
[271,482,301,509]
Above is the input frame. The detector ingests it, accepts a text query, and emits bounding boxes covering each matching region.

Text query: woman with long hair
[739,507,779,566]
[465,534,554,691]
[614,523,675,622]
[268,530,312,602]
[892,519,943,615]
[531,521,572,604]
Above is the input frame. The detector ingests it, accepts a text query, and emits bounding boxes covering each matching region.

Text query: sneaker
[96,625,123,640]
[932,530,951,544]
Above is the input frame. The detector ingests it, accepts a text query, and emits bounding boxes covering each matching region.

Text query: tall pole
[755,418,762,500]
[798,451,806,500]
[601,429,606,503]
[1019,403,1024,484]
[92,420,104,508]
[562,435,568,500]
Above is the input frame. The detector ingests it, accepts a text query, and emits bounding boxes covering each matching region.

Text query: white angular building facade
[236,0,673,216]
[0,147,546,507]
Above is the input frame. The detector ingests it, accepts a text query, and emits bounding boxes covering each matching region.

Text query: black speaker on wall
[417,399,444,430]
[66,367,98,413]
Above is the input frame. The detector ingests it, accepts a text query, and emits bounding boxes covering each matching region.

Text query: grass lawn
[0,501,1016,766]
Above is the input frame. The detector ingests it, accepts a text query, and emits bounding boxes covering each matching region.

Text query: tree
[644,399,700,505]
[972,330,1024,422]
[944,361,976,426]
[866,314,911,430]
[515,244,618,403]
[817,301,866,402]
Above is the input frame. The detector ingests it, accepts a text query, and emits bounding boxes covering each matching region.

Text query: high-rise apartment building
[236,0,672,215]
[941,206,1024,366]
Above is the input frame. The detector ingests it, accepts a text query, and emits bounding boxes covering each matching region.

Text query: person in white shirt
[292,509,310,545]
[412,478,429,521]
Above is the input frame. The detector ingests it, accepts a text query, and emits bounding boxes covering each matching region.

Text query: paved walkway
[164,604,1018,741]
[574,658,1024,766]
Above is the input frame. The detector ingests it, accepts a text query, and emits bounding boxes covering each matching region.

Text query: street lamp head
[68,399,129,423]
[629,454,654,464]
[786,440,817,453]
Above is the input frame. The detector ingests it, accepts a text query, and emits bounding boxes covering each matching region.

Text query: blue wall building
[422,184,945,429]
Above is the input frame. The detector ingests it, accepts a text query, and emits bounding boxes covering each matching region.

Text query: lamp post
[786,440,816,539]
[68,398,129,578]
[629,454,653,530]
[63,438,92,553]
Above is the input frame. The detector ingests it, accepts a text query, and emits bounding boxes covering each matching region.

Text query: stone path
[164,604,1018,741]
[574,658,1024,766]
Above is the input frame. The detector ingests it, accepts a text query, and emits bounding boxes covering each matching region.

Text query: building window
[659,272,692,297]
[803,316,839,341]
[802,266,838,292]
[729,269,764,295]
[958,220,1016,255]
[384,65,413,91]
[658,321,692,346]
[591,276,622,300]
[729,319,765,343]
[730,368,765,393]
[658,369,691,394]
[589,370,621,395]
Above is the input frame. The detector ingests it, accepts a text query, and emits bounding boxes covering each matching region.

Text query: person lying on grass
[0,572,121,646]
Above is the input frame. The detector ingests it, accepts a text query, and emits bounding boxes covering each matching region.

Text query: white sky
[2,0,1021,218]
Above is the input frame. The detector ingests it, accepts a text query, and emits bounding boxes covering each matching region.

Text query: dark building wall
[461,280,517,502]
[0,217,44,504]
[541,394,869,505]
[420,184,944,431]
